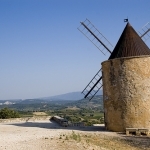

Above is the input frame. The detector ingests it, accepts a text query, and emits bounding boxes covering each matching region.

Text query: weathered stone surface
[102,56,150,132]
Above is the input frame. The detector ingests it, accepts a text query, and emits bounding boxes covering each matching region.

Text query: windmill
[78,19,150,101]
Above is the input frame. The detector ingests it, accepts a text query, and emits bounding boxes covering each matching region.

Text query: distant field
[33,112,48,116]
[66,106,80,110]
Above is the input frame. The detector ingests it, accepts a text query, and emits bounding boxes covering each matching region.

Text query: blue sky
[0,0,150,99]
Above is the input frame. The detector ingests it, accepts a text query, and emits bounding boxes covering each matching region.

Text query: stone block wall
[102,56,150,132]
[0,116,50,123]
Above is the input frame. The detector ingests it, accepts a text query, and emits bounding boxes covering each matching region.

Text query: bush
[70,131,81,142]
[0,108,20,119]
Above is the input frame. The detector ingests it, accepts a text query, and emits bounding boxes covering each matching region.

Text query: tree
[0,108,20,119]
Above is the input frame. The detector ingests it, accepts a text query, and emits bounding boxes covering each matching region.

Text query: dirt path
[0,119,150,150]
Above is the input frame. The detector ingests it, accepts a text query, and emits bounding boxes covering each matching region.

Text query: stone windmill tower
[102,22,150,132]
[78,19,150,132]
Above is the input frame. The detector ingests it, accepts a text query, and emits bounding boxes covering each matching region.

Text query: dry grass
[66,106,80,110]
[55,132,150,150]
[33,112,47,116]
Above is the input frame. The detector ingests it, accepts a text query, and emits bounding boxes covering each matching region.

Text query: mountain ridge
[0,90,103,103]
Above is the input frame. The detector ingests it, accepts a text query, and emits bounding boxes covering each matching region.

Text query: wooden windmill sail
[139,22,150,41]
[78,19,150,100]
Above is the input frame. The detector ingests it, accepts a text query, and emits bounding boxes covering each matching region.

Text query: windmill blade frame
[82,69,103,101]
[139,22,150,42]
[78,19,113,55]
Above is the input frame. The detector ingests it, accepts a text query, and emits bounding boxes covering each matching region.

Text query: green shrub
[70,131,81,142]
[0,108,20,119]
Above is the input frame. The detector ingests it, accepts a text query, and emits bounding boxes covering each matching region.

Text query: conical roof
[109,22,150,59]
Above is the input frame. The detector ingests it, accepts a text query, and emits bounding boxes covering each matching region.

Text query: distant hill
[41,90,103,101]
[68,95,103,111]
[0,95,103,111]
[42,92,84,101]
[0,90,103,105]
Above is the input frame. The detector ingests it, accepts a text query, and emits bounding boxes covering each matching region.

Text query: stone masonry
[102,56,150,132]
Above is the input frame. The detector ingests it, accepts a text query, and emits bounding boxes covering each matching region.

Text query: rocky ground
[0,118,150,150]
